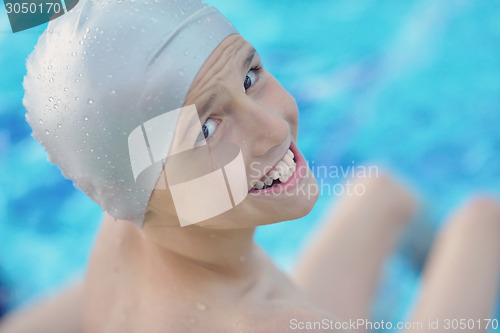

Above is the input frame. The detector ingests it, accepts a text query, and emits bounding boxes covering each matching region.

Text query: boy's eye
[196,118,218,143]
[244,69,257,91]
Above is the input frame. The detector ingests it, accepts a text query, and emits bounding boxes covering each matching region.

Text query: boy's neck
[141,221,264,282]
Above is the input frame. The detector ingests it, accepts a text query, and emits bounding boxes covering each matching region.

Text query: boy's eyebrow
[242,48,257,72]
[199,93,217,118]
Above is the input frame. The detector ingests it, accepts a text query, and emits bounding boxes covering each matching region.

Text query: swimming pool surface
[1,0,499,326]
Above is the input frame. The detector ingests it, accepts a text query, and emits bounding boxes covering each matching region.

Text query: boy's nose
[240,100,289,157]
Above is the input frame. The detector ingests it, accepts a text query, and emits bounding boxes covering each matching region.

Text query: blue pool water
[1,0,500,327]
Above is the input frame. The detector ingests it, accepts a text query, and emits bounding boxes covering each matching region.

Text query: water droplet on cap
[88,99,94,105]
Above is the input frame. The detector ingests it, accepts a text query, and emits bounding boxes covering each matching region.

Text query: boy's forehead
[187,35,255,100]
[206,35,252,66]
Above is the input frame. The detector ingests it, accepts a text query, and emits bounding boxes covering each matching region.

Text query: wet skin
[84,35,337,333]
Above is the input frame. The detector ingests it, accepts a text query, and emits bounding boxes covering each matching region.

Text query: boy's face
[146,34,318,229]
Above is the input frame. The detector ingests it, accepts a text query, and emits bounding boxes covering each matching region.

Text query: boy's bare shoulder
[254,300,346,333]
[84,217,346,333]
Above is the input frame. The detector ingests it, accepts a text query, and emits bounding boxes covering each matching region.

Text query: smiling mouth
[251,147,297,191]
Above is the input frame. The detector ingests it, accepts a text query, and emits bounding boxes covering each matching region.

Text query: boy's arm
[0,278,84,333]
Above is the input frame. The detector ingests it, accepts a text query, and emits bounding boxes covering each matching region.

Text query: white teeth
[283,154,294,168]
[269,170,279,180]
[264,176,273,186]
[252,148,297,190]
[254,180,264,190]
[276,161,288,177]
[279,174,289,183]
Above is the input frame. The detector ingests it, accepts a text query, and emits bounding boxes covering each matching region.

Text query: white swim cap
[23,0,238,227]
